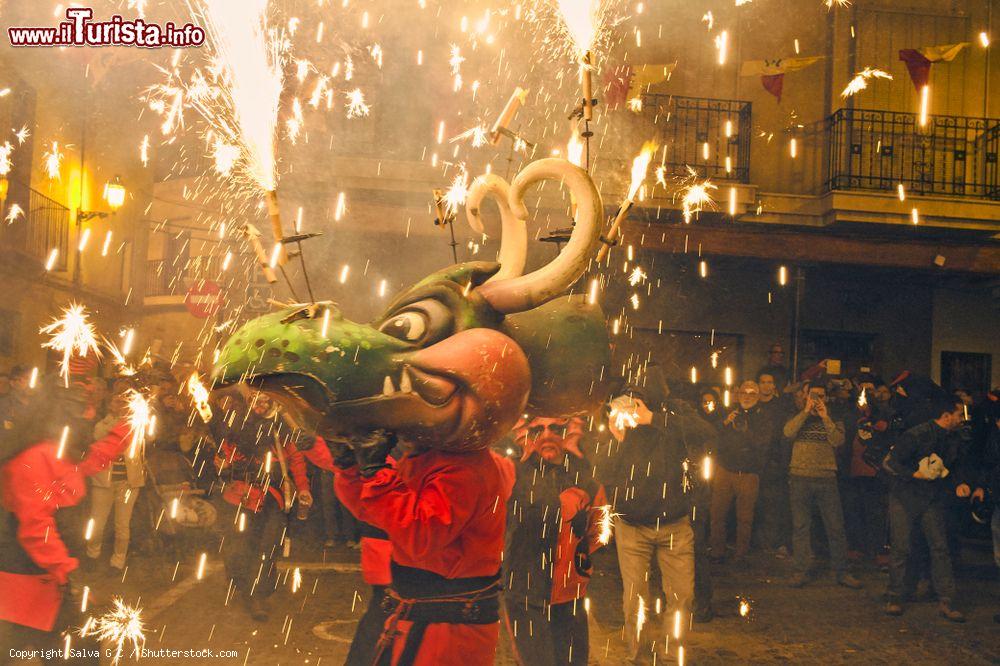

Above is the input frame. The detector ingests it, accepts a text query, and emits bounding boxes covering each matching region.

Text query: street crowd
[0,342,998,665]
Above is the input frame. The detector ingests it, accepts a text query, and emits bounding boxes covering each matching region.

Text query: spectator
[710,380,771,563]
[698,388,724,428]
[605,388,698,663]
[883,397,983,622]
[981,404,1000,624]
[501,416,606,666]
[86,386,146,571]
[757,343,789,391]
[755,372,792,559]
[840,377,890,565]
[783,383,862,589]
[0,366,36,444]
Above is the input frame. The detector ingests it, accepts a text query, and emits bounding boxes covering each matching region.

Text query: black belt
[373,564,501,666]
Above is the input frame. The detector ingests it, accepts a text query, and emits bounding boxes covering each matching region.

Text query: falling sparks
[702,454,713,480]
[40,304,101,386]
[715,30,729,65]
[778,265,788,286]
[334,192,347,221]
[211,138,241,178]
[841,68,892,97]
[187,372,213,422]
[196,552,208,579]
[979,31,990,48]
[897,183,906,201]
[858,387,867,408]
[43,141,63,180]
[911,207,919,225]
[292,567,303,593]
[738,596,754,619]
[918,85,930,127]
[139,135,150,167]
[87,598,146,664]
[345,89,371,118]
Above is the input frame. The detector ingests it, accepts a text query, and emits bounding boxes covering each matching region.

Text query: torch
[597,141,656,262]
[489,87,529,145]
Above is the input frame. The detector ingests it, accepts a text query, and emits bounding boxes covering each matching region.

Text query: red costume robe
[335,448,514,666]
[0,422,132,631]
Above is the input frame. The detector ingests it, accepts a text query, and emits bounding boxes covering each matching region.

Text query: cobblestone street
[73,533,999,665]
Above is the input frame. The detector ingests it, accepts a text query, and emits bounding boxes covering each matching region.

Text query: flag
[740,56,822,101]
[898,43,968,90]
[605,63,677,108]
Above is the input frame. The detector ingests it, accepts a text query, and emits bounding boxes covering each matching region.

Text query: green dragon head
[212,159,612,451]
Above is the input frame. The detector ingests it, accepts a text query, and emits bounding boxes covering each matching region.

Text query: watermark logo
[8,8,205,48]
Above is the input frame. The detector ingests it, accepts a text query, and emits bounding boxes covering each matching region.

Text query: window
[940,351,992,395]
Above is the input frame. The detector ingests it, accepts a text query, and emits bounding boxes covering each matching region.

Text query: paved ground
[69,528,999,665]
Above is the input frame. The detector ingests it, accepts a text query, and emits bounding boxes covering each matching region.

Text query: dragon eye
[379,311,427,342]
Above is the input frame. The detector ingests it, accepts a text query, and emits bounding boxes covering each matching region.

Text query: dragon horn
[475,158,602,314]
[465,173,527,281]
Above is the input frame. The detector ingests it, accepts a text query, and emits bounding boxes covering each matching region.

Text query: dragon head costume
[211,159,611,451]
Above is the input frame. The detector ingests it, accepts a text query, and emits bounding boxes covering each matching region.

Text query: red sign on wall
[185,281,223,319]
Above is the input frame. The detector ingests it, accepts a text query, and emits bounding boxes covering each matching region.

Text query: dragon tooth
[383,375,396,396]
[399,367,413,393]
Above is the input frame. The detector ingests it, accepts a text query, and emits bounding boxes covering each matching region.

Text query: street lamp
[103,175,125,211]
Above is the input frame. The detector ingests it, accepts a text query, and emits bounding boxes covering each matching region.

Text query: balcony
[0,183,70,270]
[827,108,1000,201]
[639,93,753,183]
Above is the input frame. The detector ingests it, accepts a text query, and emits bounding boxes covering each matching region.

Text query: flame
[554,0,605,57]
[857,387,867,408]
[597,505,617,545]
[627,141,657,201]
[40,304,101,387]
[567,127,585,167]
[442,167,470,218]
[125,389,154,459]
[609,394,640,431]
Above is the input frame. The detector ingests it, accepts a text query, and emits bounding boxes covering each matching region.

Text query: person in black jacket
[603,385,713,663]
[883,396,983,622]
[709,380,772,563]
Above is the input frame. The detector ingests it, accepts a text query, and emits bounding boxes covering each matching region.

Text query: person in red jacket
[207,392,311,622]
[334,431,515,666]
[499,416,607,666]
[0,397,133,663]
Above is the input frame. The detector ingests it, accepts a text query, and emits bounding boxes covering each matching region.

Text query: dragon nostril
[254,339,265,348]
[267,348,281,359]
[281,339,290,348]
[283,351,300,363]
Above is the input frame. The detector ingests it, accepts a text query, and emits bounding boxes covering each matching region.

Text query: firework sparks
[292,566,303,592]
[841,67,892,97]
[442,167,470,218]
[451,124,489,148]
[597,505,617,545]
[139,135,150,167]
[40,304,101,387]
[628,266,647,286]
[185,0,286,192]
[5,203,23,224]
[43,141,63,180]
[87,598,145,664]
[677,168,718,223]
[608,394,640,431]
[627,141,657,201]
[635,595,646,641]
[187,372,213,422]
[857,387,867,408]
[14,126,30,145]
[345,89,370,118]
[211,138,240,177]
[738,596,754,618]
[125,389,153,459]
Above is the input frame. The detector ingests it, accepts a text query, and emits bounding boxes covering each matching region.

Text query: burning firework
[125,389,154,459]
[40,304,101,386]
[43,141,63,180]
[676,167,718,223]
[857,387,867,408]
[187,372,213,422]
[597,505,618,545]
[345,89,371,118]
[86,598,146,664]
[597,141,657,261]
[841,67,892,97]
[442,167,470,218]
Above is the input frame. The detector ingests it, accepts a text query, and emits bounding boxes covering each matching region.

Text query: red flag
[898,49,932,90]
[761,74,784,101]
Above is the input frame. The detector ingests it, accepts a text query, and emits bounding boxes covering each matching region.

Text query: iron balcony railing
[827,108,1000,200]
[638,94,753,183]
[0,183,70,270]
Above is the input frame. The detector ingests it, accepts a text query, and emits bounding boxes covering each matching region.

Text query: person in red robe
[334,431,515,665]
[0,397,132,664]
